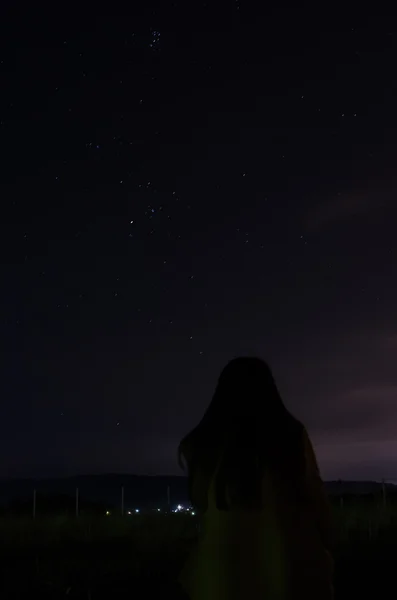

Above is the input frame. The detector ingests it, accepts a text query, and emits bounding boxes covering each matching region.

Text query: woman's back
[179,444,289,599]
[178,422,334,600]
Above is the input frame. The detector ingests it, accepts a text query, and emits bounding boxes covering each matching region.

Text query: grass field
[1,502,397,599]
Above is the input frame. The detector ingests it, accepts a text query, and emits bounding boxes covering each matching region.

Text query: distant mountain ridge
[0,474,188,510]
[0,475,395,510]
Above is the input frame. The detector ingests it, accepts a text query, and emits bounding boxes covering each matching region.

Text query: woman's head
[177,357,303,510]
[178,357,290,469]
[201,356,287,426]
[177,356,303,510]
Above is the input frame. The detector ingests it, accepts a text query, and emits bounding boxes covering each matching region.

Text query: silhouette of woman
[177,357,334,600]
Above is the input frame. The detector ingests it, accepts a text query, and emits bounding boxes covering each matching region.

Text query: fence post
[33,489,36,519]
[167,485,170,513]
[121,486,124,517]
[340,496,343,508]
[76,487,79,517]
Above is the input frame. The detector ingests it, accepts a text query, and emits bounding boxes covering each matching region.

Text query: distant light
[177,504,183,511]
[106,511,110,516]
[135,509,140,513]
[127,511,131,515]
[157,508,161,512]
[191,511,195,516]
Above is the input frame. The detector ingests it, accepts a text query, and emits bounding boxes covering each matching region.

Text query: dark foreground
[1,507,396,599]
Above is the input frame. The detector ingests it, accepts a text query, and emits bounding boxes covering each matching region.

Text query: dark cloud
[305,175,396,231]
[306,193,377,231]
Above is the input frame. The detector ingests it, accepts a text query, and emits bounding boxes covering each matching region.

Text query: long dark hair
[178,357,305,511]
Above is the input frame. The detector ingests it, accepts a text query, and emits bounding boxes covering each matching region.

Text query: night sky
[2,3,397,481]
